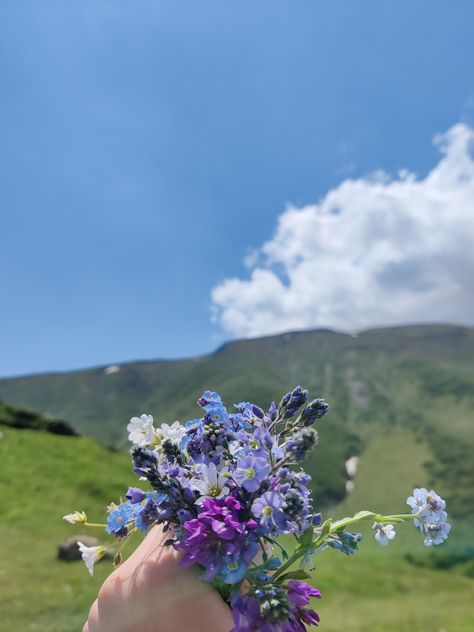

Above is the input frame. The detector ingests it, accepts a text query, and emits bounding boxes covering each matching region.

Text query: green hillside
[0,423,135,631]
[0,401,473,631]
[1,325,473,517]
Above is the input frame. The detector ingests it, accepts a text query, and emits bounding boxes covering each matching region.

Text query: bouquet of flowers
[64,386,451,631]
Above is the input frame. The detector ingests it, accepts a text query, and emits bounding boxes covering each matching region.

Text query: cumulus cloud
[211,124,474,337]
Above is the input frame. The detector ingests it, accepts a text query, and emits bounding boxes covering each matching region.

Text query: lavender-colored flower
[421,521,452,546]
[372,522,396,545]
[245,426,283,461]
[233,456,270,493]
[268,400,278,421]
[407,488,447,523]
[251,491,287,533]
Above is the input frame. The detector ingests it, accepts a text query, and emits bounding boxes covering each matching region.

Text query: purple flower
[125,487,146,504]
[251,491,287,533]
[286,581,321,629]
[134,497,160,532]
[233,456,270,493]
[246,427,284,461]
[287,580,321,607]
[174,496,258,583]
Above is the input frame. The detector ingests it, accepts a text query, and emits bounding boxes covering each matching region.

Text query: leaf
[352,511,376,520]
[276,569,311,582]
[298,528,314,549]
[313,519,332,546]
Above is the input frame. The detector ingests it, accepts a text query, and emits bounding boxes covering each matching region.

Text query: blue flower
[198,391,222,409]
[233,456,270,493]
[106,502,135,535]
[329,531,363,555]
[251,491,287,533]
[185,418,204,431]
[221,558,248,584]
[207,405,228,424]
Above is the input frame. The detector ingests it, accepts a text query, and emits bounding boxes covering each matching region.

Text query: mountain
[1,324,473,516]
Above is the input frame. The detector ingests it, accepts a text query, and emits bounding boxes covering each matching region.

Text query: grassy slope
[0,426,135,632]
[1,325,473,630]
[1,422,473,631]
[315,426,474,630]
[1,325,472,515]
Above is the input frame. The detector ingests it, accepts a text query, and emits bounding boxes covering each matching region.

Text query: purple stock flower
[287,580,321,607]
[175,496,258,583]
[234,456,270,493]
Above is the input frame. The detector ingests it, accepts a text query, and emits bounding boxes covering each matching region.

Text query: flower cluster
[65,386,451,632]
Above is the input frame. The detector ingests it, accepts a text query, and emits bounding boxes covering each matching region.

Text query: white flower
[77,542,107,576]
[189,462,230,504]
[155,421,186,446]
[127,414,154,446]
[373,522,396,546]
[63,510,87,525]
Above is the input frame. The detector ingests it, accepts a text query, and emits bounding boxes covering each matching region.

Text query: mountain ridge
[1,323,473,518]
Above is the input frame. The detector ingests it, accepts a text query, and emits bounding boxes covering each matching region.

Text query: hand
[84,526,234,632]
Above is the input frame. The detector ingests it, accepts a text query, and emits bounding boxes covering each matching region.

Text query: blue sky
[1,1,474,377]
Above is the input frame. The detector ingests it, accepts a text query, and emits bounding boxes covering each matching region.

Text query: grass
[0,426,135,632]
[1,422,473,631]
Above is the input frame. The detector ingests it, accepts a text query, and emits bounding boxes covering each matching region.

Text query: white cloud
[211,124,474,337]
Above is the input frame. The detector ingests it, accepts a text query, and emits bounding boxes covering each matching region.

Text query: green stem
[84,522,107,528]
